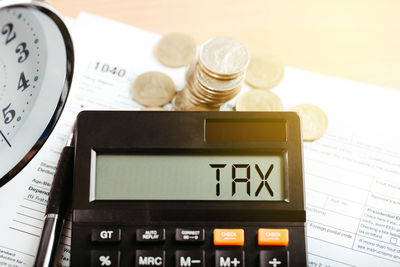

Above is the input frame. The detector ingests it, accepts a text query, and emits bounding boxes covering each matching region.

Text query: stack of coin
[173,36,249,110]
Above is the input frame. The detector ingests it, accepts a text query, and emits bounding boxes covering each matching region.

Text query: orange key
[214,229,245,246]
[258,228,289,246]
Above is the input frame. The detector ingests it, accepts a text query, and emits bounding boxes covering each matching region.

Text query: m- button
[213,229,244,246]
[175,250,205,267]
[91,228,121,243]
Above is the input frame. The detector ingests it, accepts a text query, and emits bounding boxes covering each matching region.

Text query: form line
[9,227,40,238]
[12,219,42,230]
[16,212,44,222]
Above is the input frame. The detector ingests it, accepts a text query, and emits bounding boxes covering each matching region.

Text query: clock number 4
[1,23,16,45]
[18,72,30,91]
[2,103,16,124]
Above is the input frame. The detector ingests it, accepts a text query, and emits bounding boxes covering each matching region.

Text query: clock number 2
[1,23,16,45]
[2,103,16,124]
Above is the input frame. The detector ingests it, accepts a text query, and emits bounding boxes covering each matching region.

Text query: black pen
[34,130,75,267]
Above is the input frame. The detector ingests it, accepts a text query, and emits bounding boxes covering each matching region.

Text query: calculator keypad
[84,226,296,266]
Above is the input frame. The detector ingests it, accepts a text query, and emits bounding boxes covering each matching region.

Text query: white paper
[0,12,399,267]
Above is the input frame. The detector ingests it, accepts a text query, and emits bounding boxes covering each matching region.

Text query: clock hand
[0,129,11,147]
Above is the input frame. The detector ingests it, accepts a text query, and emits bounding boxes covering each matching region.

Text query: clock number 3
[15,42,29,63]
[2,103,16,124]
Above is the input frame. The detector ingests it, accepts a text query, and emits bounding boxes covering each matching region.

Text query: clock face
[0,5,73,183]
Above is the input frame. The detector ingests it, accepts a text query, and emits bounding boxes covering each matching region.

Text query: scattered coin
[235,90,283,111]
[131,71,176,107]
[155,33,197,68]
[141,106,166,111]
[290,104,328,141]
[246,55,284,89]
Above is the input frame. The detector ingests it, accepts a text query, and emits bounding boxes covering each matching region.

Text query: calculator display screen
[92,154,285,201]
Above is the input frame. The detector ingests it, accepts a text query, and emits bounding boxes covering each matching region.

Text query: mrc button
[258,229,289,246]
[175,228,205,242]
[91,228,121,243]
[136,250,165,267]
[136,228,165,242]
[214,229,244,246]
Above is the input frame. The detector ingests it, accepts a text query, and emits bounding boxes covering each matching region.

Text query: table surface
[52,0,400,90]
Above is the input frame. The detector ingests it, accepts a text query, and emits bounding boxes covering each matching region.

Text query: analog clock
[0,0,74,187]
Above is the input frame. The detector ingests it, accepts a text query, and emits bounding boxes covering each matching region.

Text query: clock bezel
[0,0,74,187]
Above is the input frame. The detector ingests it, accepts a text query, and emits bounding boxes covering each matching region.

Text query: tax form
[0,12,399,267]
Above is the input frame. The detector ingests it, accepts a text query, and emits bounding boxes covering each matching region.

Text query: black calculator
[71,111,307,266]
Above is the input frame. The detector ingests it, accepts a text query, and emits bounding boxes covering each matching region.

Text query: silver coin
[199,36,250,76]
